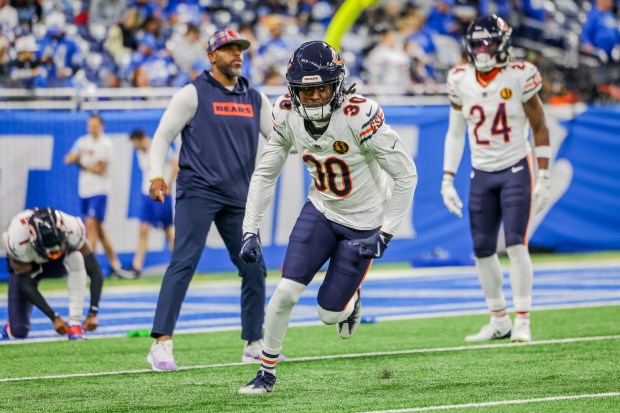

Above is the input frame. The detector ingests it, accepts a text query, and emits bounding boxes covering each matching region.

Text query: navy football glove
[349,231,392,259]
[240,232,262,264]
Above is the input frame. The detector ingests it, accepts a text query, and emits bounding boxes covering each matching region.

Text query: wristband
[535,145,551,159]
[149,176,164,183]
[537,169,550,179]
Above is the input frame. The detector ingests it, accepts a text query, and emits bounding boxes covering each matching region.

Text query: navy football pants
[7,259,66,338]
[151,195,267,341]
[282,202,375,312]
[469,157,532,258]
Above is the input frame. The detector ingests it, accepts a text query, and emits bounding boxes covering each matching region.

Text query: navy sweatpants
[151,195,267,341]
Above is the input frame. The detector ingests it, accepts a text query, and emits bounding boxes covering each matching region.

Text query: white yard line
[1,334,619,383]
[360,392,620,413]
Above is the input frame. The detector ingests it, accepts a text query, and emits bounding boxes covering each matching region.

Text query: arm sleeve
[364,125,418,236]
[83,253,103,313]
[149,84,198,180]
[242,131,292,234]
[259,92,273,139]
[443,107,467,174]
[16,270,58,321]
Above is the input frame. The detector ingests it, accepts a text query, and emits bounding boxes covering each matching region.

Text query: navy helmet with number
[29,207,67,260]
[465,14,512,72]
[285,41,346,121]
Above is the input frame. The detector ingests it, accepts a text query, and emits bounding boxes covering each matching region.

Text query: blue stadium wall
[1,104,619,280]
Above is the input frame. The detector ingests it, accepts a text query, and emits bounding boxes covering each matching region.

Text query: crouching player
[2,207,104,340]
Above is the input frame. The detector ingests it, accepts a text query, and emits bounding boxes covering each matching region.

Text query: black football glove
[239,232,262,264]
[349,231,392,259]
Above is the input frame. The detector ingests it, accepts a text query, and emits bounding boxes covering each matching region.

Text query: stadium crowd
[0,0,619,101]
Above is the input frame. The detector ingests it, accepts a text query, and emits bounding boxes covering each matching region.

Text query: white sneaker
[510,316,532,342]
[465,315,512,342]
[242,340,286,364]
[147,340,178,371]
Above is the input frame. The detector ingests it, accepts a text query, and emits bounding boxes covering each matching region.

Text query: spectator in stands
[127,129,177,277]
[89,0,127,25]
[37,13,85,87]
[64,114,133,279]
[0,0,18,36]
[403,9,437,83]
[104,7,139,67]
[479,0,510,18]
[364,25,411,92]
[9,34,46,87]
[168,23,205,74]
[581,0,620,62]
[257,15,292,82]
[11,0,41,32]
[426,0,462,38]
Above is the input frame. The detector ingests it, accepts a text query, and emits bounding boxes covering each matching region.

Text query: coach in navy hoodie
[146,29,275,371]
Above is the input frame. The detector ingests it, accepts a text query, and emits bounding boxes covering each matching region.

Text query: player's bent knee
[10,325,29,339]
[473,237,496,258]
[317,305,340,325]
[269,278,305,311]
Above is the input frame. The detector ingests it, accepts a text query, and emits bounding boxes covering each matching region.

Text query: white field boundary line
[1,334,619,383]
[2,300,619,346]
[360,392,620,413]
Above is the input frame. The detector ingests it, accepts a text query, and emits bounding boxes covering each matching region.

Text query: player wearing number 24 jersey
[238,41,417,394]
[441,15,552,344]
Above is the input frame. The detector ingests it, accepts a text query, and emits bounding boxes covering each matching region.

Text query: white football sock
[65,251,87,324]
[475,254,506,312]
[262,278,306,356]
[506,244,533,312]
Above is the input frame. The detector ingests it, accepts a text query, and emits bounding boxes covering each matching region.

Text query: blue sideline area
[0,265,618,341]
[1,105,620,280]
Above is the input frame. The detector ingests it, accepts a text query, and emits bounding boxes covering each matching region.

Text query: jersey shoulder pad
[272,94,293,123]
[509,61,542,100]
[60,212,87,250]
[341,94,385,141]
[447,64,469,85]
[2,211,34,260]
[446,65,469,106]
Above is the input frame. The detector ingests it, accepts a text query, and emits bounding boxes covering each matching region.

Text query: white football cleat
[510,316,531,342]
[465,314,512,342]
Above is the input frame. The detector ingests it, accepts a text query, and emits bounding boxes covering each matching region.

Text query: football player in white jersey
[2,208,105,340]
[441,15,551,343]
[238,41,418,394]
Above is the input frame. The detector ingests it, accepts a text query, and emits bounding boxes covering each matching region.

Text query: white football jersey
[446,62,542,172]
[70,134,113,197]
[243,93,417,235]
[2,210,86,264]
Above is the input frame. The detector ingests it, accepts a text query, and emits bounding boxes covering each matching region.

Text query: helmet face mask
[286,41,345,121]
[29,208,68,260]
[465,15,512,72]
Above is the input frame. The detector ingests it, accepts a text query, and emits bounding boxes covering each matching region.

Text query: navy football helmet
[465,14,512,72]
[29,208,67,260]
[286,41,346,121]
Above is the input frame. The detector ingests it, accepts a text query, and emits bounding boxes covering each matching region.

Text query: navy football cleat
[238,370,276,395]
[337,290,361,339]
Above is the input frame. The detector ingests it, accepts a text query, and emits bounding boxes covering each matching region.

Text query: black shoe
[238,370,276,394]
[337,290,361,339]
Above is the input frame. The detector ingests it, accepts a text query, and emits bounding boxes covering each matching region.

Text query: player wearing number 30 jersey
[238,40,417,395]
[441,15,551,344]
